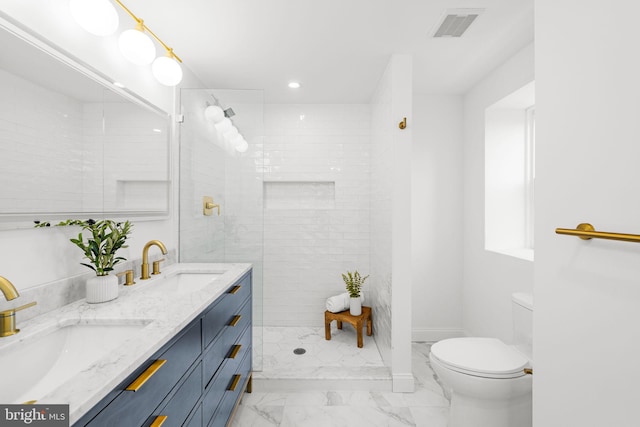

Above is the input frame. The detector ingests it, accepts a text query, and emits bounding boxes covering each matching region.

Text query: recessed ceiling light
[288,81,301,89]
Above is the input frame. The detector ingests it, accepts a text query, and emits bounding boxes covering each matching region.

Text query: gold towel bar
[555,223,640,243]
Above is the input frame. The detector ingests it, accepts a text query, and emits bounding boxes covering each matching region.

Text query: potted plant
[342,270,369,316]
[37,218,132,303]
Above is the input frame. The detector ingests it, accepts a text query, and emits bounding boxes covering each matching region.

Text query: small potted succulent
[36,218,132,303]
[342,270,369,316]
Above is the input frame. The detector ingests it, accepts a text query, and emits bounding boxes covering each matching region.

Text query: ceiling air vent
[432,8,484,38]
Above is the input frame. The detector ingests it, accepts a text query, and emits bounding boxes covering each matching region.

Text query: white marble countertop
[0,262,252,424]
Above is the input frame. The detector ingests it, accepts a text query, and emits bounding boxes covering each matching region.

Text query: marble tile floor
[232,327,449,426]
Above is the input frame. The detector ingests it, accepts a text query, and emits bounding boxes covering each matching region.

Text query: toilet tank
[512,293,533,361]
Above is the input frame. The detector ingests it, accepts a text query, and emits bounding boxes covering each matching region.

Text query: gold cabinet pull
[126,360,167,391]
[228,374,241,391]
[150,415,168,427]
[228,344,242,359]
[229,315,241,327]
[229,285,241,294]
[524,368,533,375]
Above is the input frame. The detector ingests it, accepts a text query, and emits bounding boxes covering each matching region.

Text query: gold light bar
[555,223,640,243]
[113,0,182,63]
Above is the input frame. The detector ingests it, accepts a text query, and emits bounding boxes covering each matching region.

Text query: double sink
[0,264,231,407]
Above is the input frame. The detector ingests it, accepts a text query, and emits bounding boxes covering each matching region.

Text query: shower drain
[293,348,306,355]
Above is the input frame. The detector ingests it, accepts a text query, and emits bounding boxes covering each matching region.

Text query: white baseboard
[412,328,464,342]
[392,373,415,392]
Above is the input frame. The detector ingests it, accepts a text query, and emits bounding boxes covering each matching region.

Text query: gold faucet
[0,276,37,337]
[141,240,168,280]
[0,276,19,301]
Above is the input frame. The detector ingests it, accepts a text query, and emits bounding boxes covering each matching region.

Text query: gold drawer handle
[229,344,242,359]
[126,359,167,391]
[228,374,241,392]
[229,315,241,327]
[229,285,241,294]
[524,368,533,375]
[150,415,168,427]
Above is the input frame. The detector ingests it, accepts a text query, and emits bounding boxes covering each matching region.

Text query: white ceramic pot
[349,296,362,316]
[86,274,118,303]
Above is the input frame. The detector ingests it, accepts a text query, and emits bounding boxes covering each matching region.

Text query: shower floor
[253,326,391,391]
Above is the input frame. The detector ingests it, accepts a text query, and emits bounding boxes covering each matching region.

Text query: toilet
[429,293,533,427]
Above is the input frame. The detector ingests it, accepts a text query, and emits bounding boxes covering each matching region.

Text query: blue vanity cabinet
[202,275,252,426]
[210,350,252,427]
[75,270,252,427]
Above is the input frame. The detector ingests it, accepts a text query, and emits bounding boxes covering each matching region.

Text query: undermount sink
[149,271,223,294]
[0,320,149,404]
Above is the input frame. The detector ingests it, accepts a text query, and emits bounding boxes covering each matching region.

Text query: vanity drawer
[203,347,251,426]
[203,322,252,390]
[149,362,202,427]
[202,272,251,348]
[85,321,201,427]
[209,351,252,427]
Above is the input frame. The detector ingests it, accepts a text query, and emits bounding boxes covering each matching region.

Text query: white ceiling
[124,0,534,103]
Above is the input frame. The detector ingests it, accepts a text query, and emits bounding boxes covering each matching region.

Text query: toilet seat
[431,337,529,379]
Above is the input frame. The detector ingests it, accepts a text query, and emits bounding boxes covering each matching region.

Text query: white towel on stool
[326,292,364,313]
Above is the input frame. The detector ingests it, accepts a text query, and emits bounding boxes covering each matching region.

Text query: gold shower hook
[398,117,407,129]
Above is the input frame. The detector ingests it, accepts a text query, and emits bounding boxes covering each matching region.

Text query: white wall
[411,94,464,341]
[262,104,371,327]
[371,54,414,392]
[534,2,640,425]
[462,43,534,342]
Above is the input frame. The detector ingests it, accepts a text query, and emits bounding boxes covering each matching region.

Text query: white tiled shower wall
[262,104,371,327]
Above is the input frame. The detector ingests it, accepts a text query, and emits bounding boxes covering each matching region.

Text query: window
[484,81,535,261]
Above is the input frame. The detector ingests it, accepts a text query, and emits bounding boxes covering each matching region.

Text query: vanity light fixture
[113,0,183,85]
[69,0,119,36]
[71,0,184,86]
[288,81,301,89]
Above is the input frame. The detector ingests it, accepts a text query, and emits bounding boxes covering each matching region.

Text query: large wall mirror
[0,22,171,228]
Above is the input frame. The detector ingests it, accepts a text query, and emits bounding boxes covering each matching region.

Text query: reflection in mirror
[0,22,170,227]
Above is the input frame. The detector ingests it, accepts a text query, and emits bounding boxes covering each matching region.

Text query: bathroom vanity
[0,263,252,427]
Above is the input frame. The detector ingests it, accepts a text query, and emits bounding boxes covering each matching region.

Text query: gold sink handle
[152,259,165,275]
[116,270,136,286]
[0,301,37,337]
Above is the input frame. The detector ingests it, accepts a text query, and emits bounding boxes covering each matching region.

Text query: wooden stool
[324,306,372,348]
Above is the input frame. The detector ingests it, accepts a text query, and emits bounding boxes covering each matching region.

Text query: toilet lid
[431,337,529,378]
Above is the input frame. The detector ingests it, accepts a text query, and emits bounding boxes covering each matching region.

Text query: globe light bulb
[205,105,225,123]
[234,136,248,153]
[152,55,183,86]
[215,118,233,133]
[69,0,119,36]
[119,27,156,65]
